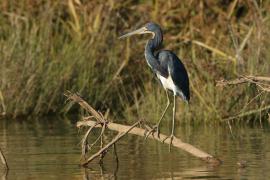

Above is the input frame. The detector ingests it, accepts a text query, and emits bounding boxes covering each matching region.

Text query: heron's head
[119,22,162,39]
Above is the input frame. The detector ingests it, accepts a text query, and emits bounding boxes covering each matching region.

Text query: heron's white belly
[157,74,177,93]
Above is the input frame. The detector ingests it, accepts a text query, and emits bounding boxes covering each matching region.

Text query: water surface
[0,118,269,179]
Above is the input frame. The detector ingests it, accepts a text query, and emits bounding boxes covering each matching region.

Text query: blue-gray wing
[151,55,169,78]
[157,50,190,101]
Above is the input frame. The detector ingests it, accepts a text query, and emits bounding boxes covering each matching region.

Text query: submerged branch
[81,124,97,159]
[65,91,222,166]
[77,120,221,165]
[80,120,141,166]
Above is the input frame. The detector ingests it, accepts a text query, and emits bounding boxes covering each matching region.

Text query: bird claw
[162,134,175,152]
[144,125,160,140]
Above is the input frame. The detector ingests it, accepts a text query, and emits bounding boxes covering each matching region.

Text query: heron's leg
[154,90,170,135]
[161,95,176,151]
[169,94,176,151]
[145,90,170,139]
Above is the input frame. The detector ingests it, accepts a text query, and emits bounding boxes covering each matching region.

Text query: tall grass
[0,0,269,124]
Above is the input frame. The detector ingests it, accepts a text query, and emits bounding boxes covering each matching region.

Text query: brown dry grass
[0,0,269,124]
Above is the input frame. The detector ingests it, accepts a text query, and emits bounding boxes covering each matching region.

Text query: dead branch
[217,75,270,92]
[217,75,270,86]
[65,91,222,166]
[80,120,141,166]
[81,124,97,159]
[64,91,105,123]
[222,104,270,121]
[216,75,270,121]
[77,120,221,165]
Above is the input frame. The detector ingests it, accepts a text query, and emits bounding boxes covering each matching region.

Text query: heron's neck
[144,32,163,69]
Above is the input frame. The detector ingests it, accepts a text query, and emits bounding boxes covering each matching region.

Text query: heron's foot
[144,124,160,140]
[162,134,175,152]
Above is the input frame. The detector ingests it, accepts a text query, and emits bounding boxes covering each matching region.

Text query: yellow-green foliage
[0,0,269,123]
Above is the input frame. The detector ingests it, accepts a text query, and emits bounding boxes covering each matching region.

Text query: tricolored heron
[119,22,190,146]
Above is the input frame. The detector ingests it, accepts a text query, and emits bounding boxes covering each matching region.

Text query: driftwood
[64,91,222,166]
[77,120,221,165]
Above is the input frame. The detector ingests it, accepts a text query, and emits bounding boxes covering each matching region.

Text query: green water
[0,118,269,179]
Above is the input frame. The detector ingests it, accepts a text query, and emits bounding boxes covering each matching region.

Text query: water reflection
[83,162,223,180]
[0,118,269,179]
[83,159,119,180]
[0,170,7,180]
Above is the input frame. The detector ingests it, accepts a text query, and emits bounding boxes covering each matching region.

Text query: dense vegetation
[0,0,269,124]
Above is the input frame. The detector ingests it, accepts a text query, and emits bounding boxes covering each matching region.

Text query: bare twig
[64,91,105,123]
[222,104,270,121]
[0,147,8,170]
[81,124,97,159]
[217,75,270,92]
[81,120,141,166]
[217,75,270,85]
[217,75,270,121]
[88,124,106,151]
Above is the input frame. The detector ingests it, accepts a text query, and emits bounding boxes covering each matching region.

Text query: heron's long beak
[119,27,147,39]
